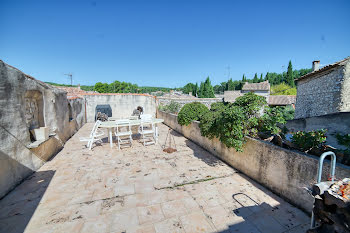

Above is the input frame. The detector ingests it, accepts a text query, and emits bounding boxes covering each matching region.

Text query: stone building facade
[294,57,350,119]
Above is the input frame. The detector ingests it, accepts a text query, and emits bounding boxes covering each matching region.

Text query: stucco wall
[157,97,222,109]
[84,94,157,122]
[295,64,350,119]
[157,110,350,213]
[0,60,85,199]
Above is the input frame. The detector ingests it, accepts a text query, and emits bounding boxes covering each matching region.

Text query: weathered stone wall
[340,61,350,112]
[157,97,222,109]
[295,64,349,119]
[285,112,350,150]
[158,110,350,213]
[0,60,85,199]
[84,94,157,122]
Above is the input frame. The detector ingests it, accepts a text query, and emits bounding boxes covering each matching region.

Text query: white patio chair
[115,119,133,150]
[79,120,104,150]
[138,118,156,146]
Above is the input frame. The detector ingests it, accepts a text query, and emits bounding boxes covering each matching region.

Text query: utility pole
[64,73,73,86]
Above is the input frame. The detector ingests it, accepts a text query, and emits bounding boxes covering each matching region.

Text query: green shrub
[177,102,209,126]
[158,101,180,114]
[281,105,295,121]
[234,92,267,118]
[259,106,288,134]
[200,103,246,151]
[200,93,266,152]
[336,133,350,165]
[291,129,327,152]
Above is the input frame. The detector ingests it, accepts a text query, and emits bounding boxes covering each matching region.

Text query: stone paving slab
[0,123,310,233]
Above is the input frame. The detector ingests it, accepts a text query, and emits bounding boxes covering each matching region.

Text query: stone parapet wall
[157,97,222,109]
[157,110,350,213]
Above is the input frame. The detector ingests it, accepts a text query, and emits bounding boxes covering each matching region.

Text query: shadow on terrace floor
[184,139,223,167]
[0,169,55,233]
[167,128,223,167]
[215,192,310,233]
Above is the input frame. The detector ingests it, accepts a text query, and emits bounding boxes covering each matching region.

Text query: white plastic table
[99,118,164,148]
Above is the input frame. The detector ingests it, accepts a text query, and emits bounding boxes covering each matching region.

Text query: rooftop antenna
[64,73,73,86]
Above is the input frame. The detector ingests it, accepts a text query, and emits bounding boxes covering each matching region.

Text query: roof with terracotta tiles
[268,95,296,106]
[224,91,244,102]
[242,81,270,91]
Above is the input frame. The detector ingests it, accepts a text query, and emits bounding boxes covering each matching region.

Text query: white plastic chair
[115,119,133,150]
[79,120,104,150]
[138,118,156,146]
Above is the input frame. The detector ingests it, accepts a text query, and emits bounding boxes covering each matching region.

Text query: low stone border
[157,110,350,213]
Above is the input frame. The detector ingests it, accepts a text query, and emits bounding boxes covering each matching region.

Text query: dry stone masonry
[295,57,350,119]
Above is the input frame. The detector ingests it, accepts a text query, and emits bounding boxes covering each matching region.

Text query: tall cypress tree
[264,72,269,81]
[259,73,264,82]
[253,73,259,83]
[198,82,204,98]
[287,60,295,87]
[203,77,215,98]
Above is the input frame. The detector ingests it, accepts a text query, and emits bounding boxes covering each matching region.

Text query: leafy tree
[220,82,227,93]
[94,82,109,93]
[234,92,267,119]
[271,83,297,95]
[183,83,195,94]
[200,93,267,151]
[227,78,235,91]
[213,85,221,94]
[286,60,295,87]
[253,73,259,83]
[258,106,287,134]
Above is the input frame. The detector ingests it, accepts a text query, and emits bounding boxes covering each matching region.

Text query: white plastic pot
[33,127,49,141]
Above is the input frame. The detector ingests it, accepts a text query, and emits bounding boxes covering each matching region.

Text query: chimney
[312,60,320,71]
[77,84,81,90]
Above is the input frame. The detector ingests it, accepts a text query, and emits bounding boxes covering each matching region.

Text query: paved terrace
[0,123,310,233]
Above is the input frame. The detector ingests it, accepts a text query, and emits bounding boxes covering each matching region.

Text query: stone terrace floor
[0,123,310,233]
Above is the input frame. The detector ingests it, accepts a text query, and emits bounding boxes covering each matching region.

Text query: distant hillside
[45,81,173,94]
[45,82,94,91]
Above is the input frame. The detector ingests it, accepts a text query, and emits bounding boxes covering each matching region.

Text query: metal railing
[310,151,336,229]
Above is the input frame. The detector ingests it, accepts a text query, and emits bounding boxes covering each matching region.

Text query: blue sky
[1,0,350,88]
